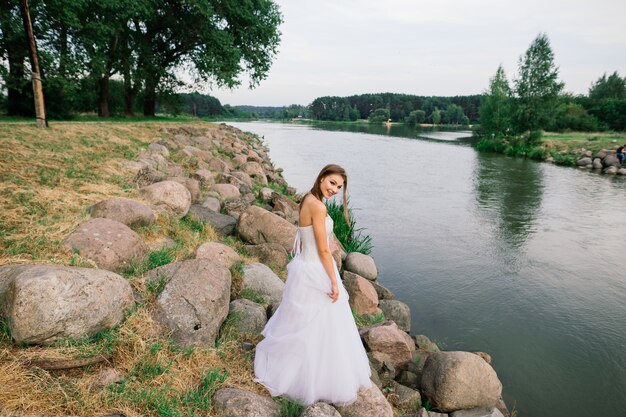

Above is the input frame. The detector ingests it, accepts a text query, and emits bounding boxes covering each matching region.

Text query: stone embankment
[0,124,510,417]
[571,146,626,175]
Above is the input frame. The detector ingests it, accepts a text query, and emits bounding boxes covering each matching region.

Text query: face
[320,173,344,199]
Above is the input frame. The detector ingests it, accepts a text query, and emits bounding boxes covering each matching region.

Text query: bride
[254,164,372,406]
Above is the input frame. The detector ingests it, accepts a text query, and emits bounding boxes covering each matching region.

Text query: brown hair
[301,164,350,225]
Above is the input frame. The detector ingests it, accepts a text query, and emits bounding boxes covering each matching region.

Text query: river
[227,121,626,417]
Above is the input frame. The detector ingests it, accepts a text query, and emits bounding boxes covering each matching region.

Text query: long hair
[301,164,350,225]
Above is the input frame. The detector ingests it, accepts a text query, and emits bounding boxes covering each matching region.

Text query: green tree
[444,103,467,125]
[589,71,626,101]
[368,107,390,123]
[514,33,564,137]
[479,65,513,136]
[431,107,441,125]
[405,109,425,125]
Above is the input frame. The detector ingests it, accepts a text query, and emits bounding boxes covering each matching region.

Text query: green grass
[326,200,373,255]
[238,288,267,305]
[352,310,385,328]
[276,397,305,417]
[51,325,121,357]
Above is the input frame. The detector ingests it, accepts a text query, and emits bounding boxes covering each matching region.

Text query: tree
[405,109,425,125]
[514,33,564,136]
[431,107,441,125]
[589,71,626,101]
[0,0,31,116]
[444,103,466,125]
[368,107,390,123]
[479,65,513,136]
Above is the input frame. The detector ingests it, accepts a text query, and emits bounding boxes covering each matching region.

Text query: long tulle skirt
[253,256,372,405]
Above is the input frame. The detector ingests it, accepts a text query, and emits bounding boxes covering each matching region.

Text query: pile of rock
[0,125,510,417]
[575,147,626,175]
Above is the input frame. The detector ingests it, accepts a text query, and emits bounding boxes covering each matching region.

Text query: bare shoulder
[302,194,326,215]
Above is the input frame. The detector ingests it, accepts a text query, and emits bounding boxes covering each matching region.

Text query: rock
[208,158,232,174]
[592,158,603,169]
[241,161,265,177]
[0,265,32,304]
[201,196,221,212]
[258,187,274,201]
[149,259,231,347]
[224,197,252,219]
[595,149,609,159]
[210,183,241,201]
[602,154,621,168]
[5,266,134,344]
[414,408,449,417]
[408,349,430,380]
[420,351,502,413]
[345,252,378,281]
[371,280,395,300]
[271,193,299,223]
[604,166,618,175]
[182,145,212,162]
[64,218,148,270]
[213,387,280,417]
[167,177,201,204]
[368,351,396,387]
[414,335,440,353]
[230,171,254,187]
[301,402,341,417]
[397,370,419,388]
[450,408,505,417]
[232,154,248,167]
[187,205,237,235]
[242,263,285,304]
[343,273,381,316]
[134,165,168,186]
[139,180,192,218]
[360,321,416,370]
[473,352,492,365]
[237,205,297,252]
[379,299,411,332]
[89,198,156,227]
[227,299,267,334]
[195,242,241,269]
[576,157,592,166]
[243,243,289,269]
[191,169,215,188]
[391,381,421,412]
[148,142,170,158]
[618,168,626,175]
[334,385,392,417]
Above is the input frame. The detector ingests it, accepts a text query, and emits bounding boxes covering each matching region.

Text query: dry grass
[542,130,626,153]
[0,120,271,416]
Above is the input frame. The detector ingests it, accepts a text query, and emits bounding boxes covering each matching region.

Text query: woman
[254,164,372,405]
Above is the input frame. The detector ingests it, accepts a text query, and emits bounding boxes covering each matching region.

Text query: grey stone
[602,154,621,168]
[210,183,240,200]
[301,402,341,417]
[391,381,421,412]
[227,298,267,334]
[64,218,148,270]
[167,177,201,204]
[242,263,285,304]
[576,157,592,166]
[244,243,289,269]
[450,408,505,417]
[201,196,221,212]
[360,321,416,370]
[370,280,395,300]
[592,158,603,169]
[89,197,156,227]
[194,241,241,269]
[149,259,231,347]
[344,252,378,281]
[604,166,618,175]
[397,370,419,389]
[618,168,626,175]
[187,205,237,235]
[334,385,392,417]
[414,408,449,417]
[420,351,502,413]
[379,299,411,332]
[237,205,297,252]
[343,273,381,316]
[5,266,134,344]
[139,180,192,217]
[368,351,396,387]
[191,169,215,188]
[414,334,440,353]
[213,387,280,417]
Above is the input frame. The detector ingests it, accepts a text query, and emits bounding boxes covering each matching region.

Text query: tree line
[479,33,626,143]
[0,0,282,119]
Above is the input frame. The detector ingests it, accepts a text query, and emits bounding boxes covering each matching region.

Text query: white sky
[208,0,626,106]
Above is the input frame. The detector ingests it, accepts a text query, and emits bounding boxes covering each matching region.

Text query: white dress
[254,215,372,405]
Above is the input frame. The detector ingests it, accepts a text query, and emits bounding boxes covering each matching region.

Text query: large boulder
[147,259,231,347]
[271,193,299,223]
[592,158,603,169]
[368,351,396,387]
[602,154,621,168]
[227,298,267,334]
[241,263,285,304]
[89,197,156,227]
[4,266,134,344]
[194,241,241,269]
[576,157,592,167]
[64,218,148,270]
[237,205,297,252]
[210,183,241,201]
[379,299,411,332]
[343,273,381,316]
[420,351,503,413]
[414,408,449,417]
[213,387,280,417]
[371,280,395,300]
[187,205,237,235]
[301,402,341,417]
[167,177,201,204]
[391,381,421,413]
[201,196,221,212]
[344,252,378,281]
[360,321,416,370]
[334,385,392,417]
[243,243,289,269]
[0,265,33,304]
[139,180,192,217]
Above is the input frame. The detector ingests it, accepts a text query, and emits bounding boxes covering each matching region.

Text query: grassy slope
[0,121,272,417]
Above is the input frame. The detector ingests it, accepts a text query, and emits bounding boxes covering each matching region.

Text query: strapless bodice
[292,216,333,262]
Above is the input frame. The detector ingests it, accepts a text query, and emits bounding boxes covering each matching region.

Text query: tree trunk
[143,72,159,117]
[7,52,30,116]
[97,76,110,118]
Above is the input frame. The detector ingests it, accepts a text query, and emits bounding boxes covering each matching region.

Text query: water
[229,121,626,417]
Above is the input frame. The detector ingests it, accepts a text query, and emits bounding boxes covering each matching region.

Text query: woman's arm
[310,203,339,303]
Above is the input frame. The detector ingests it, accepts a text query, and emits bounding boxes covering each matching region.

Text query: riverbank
[1,121,510,417]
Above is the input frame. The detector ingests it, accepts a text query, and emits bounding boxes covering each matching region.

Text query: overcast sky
[208,0,626,106]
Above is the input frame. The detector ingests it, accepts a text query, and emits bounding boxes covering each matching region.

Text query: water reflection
[473,152,545,250]
[304,121,472,141]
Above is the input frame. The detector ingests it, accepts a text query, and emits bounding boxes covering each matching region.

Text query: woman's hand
[329,281,339,303]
